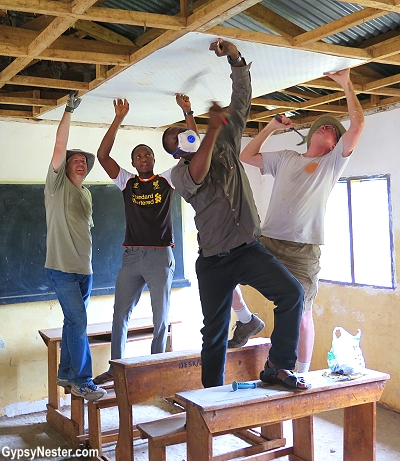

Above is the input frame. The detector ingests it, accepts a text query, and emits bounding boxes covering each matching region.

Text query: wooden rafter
[0,0,398,133]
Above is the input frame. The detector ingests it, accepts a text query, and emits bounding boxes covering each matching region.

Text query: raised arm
[188,102,226,184]
[240,115,292,168]
[209,38,250,143]
[324,69,364,157]
[97,99,129,179]
[176,94,199,136]
[51,91,81,172]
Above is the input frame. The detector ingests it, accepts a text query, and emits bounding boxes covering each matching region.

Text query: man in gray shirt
[162,38,309,391]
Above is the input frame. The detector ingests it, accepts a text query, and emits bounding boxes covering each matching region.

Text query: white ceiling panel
[40,32,366,127]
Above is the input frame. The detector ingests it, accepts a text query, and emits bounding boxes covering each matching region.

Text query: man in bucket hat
[238,68,364,375]
[44,91,106,401]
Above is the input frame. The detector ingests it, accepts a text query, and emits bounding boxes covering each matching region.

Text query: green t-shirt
[44,161,93,274]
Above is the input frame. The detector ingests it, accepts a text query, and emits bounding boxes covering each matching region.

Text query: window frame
[320,174,395,290]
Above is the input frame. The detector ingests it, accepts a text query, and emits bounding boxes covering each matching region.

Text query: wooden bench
[38,316,180,448]
[136,410,285,461]
[111,337,285,461]
[175,369,390,461]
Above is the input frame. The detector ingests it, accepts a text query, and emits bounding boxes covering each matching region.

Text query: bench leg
[344,402,376,461]
[47,342,61,409]
[186,405,212,461]
[88,402,103,456]
[148,441,167,461]
[260,421,284,440]
[71,394,85,436]
[290,415,314,461]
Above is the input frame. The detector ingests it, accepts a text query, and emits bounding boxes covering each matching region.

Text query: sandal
[259,360,311,391]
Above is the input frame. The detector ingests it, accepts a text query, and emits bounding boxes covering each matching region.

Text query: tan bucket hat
[307,115,346,149]
[66,148,95,174]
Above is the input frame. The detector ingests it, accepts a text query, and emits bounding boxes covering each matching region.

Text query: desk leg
[186,405,212,461]
[88,402,102,456]
[114,367,134,461]
[47,342,61,409]
[71,394,85,436]
[344,402,376,461]
[260,422,284,441]
[291,416,314,461]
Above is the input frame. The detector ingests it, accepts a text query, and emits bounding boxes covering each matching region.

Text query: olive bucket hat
[307,115,346,149]
[66,148,95,174]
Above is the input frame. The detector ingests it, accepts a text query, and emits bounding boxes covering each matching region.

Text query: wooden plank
[175,370,388,433]
[186,404,212,461]
[39,316,179,342]
[40,316,181,454]
[344,402,376,461]
[46,405,81,448]
[177,370,388,461]
[113,338,271,461]
[47,341,60,409]
[116,339,270,404]
[291,416,313,461]
[293,8,387,46]
[70,394,85,436]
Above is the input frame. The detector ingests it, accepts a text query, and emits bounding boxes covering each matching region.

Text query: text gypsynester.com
[1,446,99,460]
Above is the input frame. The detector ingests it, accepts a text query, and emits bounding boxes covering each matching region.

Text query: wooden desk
[38,316,180,448]
[175,369,389,461]
[112,338,279,461]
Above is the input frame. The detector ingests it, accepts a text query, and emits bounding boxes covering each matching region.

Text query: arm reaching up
[240,115,292,168]
[51,91,82,172]
[324,69,364,157]
[97,98,129,179]
[176,93,199,136]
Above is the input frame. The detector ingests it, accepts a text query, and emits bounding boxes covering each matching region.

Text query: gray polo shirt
[172,64,260,257]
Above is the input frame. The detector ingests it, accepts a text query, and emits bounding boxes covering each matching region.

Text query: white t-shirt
[260,138,349,245]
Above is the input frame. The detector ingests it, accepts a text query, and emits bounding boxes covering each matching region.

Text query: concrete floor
[0,401,399,461]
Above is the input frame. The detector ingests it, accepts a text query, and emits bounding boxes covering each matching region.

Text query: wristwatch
[227,52,245,66]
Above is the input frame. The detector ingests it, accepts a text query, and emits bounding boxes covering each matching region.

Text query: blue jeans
[108,247,175,374]
[46,269,93,386]
[195,241,304,388]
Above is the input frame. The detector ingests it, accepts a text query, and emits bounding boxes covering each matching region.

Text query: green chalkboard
[0,184,189,305]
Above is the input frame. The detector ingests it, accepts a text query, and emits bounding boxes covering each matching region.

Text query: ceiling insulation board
[40,32,366,127]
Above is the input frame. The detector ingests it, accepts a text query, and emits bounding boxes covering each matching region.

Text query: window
[319,175,394,289]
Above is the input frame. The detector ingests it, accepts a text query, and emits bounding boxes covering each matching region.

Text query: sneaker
[228,314,265,348]
[56,378,71,388]
[70,381,107,401]
[93,371,113,385]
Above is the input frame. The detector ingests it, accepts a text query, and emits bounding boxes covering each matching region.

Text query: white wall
[0,116,204,416]
[1,104,400,414]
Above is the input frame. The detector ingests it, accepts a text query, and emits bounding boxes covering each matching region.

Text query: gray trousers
[108,247,175,374]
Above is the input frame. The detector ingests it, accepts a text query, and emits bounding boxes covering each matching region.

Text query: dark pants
[195,241,304,388]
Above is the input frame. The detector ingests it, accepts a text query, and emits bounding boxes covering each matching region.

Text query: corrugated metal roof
[220,0,400,106]
[96,0,400,48]
[98,0,181,42]
[246,0,400,46]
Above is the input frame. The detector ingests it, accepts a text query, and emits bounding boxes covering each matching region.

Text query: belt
[124,245,170,249]
[217,242,248,257]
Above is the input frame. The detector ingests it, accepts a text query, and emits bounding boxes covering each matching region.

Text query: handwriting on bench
[179,358,202,369]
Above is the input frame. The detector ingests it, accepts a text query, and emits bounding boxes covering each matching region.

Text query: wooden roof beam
[293,8,388,46]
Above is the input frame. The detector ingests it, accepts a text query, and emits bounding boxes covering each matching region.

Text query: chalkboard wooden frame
[0,183,190,305]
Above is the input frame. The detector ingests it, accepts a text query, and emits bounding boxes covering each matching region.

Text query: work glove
[65,90,81,113]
